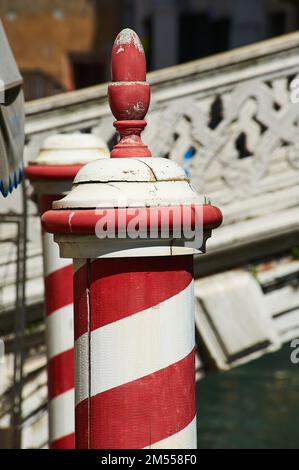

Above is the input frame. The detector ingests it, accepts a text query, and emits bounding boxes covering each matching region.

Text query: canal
[197,343,299,448]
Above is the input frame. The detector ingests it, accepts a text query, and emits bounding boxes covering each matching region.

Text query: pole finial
[108,28,151,158]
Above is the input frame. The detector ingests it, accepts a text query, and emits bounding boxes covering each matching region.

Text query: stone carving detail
[144,75,299,207]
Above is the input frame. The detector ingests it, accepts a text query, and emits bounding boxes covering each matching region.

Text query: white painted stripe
[75,331,89,408]
[75,282,194,405]
[46,304,74,360]
[144,416,197,449]
[49,389,74,443]
[42,232,70,277]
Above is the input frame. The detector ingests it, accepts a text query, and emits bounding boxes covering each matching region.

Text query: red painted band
[42,205,223,235]
[75,397,89,449]
[51,432,75,450]
[45,264,73,316]
[73,256,193,340]
[25,164,83,182]
[75,349,196,449]
[48,348,74,400]
[40,195,62,234]
[89,255,193,332]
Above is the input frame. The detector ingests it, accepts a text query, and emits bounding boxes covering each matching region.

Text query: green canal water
[196,344,299,449]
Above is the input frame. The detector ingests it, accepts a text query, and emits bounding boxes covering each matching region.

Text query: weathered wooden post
[42,29,222,449]
[25,134,109,448]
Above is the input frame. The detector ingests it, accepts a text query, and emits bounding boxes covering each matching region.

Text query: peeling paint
[123,137,140,144]
[68,211,75,232]
[109,81,147,86]
[115,28,144,53]
[133,102,145,112]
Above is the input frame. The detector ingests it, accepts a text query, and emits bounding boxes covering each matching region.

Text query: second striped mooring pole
[25,134,109,448]
[42,28,223,449]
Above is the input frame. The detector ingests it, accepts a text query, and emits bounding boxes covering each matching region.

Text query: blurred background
[2,0,299,100]
[1,0,299,449]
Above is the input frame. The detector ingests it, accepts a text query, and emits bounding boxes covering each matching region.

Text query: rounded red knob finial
[111,28,146,82]
[108,28,151,158]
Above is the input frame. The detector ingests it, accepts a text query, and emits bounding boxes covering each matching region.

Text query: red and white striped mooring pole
[25,134,109,448]
[42,29,222,449]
